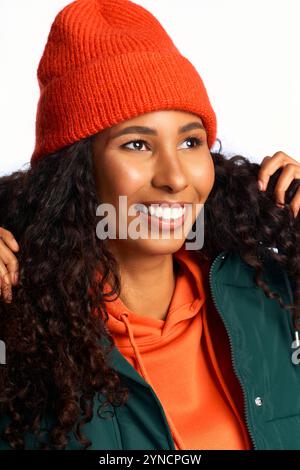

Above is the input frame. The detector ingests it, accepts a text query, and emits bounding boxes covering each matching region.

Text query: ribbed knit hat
[31,0,217,163]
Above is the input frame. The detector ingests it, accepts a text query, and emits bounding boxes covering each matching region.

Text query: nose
[151,146,188,193]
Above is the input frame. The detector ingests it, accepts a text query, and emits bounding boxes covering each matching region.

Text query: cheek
[93,154,146,202]
[190,155,215,199]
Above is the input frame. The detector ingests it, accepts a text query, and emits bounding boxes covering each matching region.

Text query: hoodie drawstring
[120,312,186,451]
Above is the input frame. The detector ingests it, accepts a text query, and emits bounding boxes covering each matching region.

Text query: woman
[1,0,300,451]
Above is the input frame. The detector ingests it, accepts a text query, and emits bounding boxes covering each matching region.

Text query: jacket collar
[100,333,151,387]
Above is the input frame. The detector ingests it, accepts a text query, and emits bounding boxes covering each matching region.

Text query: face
[91,110,215,257]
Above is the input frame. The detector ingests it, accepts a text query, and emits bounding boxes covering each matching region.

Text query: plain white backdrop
[0,0,299,176]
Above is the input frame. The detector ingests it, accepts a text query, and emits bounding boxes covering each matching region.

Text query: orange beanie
[31,0,217,163]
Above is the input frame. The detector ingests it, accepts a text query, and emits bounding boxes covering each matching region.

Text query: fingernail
[276,202,284,209]
[12,238,19,249]
[258,180,264,191]
[12,272,18,284]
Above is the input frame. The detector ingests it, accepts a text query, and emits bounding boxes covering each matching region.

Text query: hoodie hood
[104,246,205,349]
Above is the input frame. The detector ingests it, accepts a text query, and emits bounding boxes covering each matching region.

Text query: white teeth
[148,205,156,216]
[136,204,185,220]
[171,208,180,219]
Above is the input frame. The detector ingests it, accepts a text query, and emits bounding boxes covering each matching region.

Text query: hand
[258,151,300,218]
[0,227,19,303]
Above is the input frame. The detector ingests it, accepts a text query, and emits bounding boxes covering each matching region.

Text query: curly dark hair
[0,136,300,449]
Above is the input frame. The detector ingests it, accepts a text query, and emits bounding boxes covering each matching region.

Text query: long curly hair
[0,135,300,449]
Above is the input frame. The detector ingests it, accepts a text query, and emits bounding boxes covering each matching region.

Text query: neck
[107,242,179,320]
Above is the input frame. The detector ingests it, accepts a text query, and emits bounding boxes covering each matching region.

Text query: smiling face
[91,110,215,256]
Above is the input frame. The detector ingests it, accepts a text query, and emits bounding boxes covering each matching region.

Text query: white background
[0,0,299,176]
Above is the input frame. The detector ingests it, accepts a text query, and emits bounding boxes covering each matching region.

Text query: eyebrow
[110,121,206,140]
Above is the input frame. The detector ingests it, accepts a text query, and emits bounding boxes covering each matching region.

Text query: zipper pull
[291,330,300,365]
[295,330,300,348]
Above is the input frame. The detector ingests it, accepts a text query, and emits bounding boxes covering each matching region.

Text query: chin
[126,237,186,256]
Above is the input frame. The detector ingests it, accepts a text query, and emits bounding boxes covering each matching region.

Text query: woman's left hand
[258,151,300,218]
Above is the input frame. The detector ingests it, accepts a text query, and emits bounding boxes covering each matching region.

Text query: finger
[258,152,291,191]
[273,163,300,205]
[257,157,272,190]
[289,186,300,218]
[0,227,19,252]
[260,156,272,165]
[0,279,12,303]
[0,238,19,285]
[0,261,12,303]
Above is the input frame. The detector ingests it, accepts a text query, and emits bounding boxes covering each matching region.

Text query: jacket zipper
[208,250,257,450]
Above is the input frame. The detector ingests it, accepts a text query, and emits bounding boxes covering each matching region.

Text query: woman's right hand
[0,227,19,303]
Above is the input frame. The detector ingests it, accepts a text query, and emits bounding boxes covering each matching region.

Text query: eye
[121,140,150,151]
[180,137,203,149]
[120,136,204,152]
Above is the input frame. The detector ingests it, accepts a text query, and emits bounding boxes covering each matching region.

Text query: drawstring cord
[120,312,186,451]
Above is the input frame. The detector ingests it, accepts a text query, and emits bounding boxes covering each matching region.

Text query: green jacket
[1,248,300,450]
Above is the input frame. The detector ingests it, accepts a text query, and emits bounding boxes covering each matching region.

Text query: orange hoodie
[101,247,253,450]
